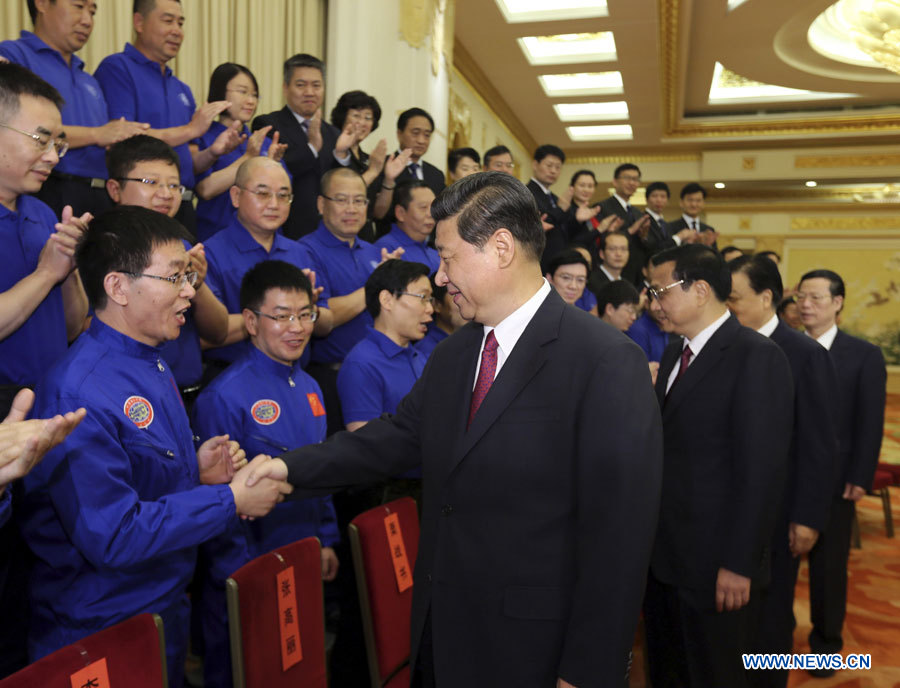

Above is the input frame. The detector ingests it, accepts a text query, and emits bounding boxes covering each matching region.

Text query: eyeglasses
[0,122,69,158]
[124,270,198,288]
[795,292,831,304]
[398,291,435,306]
[554,273,587,287]
[321,194,369,208]
[118,178,186,195]
[253,310,318,324]
[648,279,686,301]
[239,187,294,204]
[617,174,641,183]
[226,88,258,99]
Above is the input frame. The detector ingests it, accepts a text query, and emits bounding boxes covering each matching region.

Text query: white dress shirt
[472,279,552,388]
[758,314,779,338]
[806,323,838,351]
[665,309,731,394]
[599,265,620,282]
[288,108,350,164]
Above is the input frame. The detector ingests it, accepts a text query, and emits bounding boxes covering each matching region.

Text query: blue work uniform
[575,288,597,313]
[192,345,338,688]
[415,325,448,360]
[194,123,284,242]
[204,216,324,364]
[0,197,68,386]
[0,32,109,179]
[156,239,203,388]
[20,318,238,688]
[297,223,381,364]
[94,43,197,189]
[373,224,440,274]
[626,310,670,363]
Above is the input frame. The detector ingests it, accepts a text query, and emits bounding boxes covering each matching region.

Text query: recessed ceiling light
[566,124,633,141]
[714,182,726,189]
[708,62,856,104]
[539,72,624,97]
[727,0,750,9]
[494,0,608,23]
[518,33,617,66]
[554,101,629,122]
[806,180,818,187]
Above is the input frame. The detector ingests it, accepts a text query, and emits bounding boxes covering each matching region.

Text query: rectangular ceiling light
[539,72,623,97]
[708,61,856,104]
[566,124,634,141]
[518,32,617,66]
[495,0,608,23]
[554,101,629,121]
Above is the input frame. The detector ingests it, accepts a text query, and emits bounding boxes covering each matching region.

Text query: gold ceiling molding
[795,153,900,167]
[567,153,701,164]
[711,202,900,212]
[791,217,900,230]
[452,40,536,155]
[710,186,894,201]
[657,0,900,139]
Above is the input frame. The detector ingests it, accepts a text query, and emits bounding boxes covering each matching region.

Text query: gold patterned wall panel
[790,217,900,231]
[448,88,472,148]
[795,154,900,168]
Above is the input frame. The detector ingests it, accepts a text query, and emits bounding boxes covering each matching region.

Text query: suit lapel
[278,106,308,147]
[656,339,681,406]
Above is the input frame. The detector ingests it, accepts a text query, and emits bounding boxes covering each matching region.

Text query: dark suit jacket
[280,289,663,687]
[667,217,719,252]
[643,214,676,257]
[596,196,645,285]
[527,180,572,266]
[371,159,446,236]
[770,321,839,530]
[251,107,342,239]
[829,329,886,492]
[653,315,793,591]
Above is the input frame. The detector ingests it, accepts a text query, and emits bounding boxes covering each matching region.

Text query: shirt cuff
[673,234,682,246]
[307,142,319,158]
[333,150,351,166]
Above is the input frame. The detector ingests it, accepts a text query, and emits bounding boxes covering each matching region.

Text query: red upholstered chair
[0,613,166,688]
[226,536,327,688]
[877,462,900,485]
[348,497,420,688]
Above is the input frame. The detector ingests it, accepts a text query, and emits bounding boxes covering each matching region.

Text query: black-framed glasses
[238,187,294,204]
[648,279,686,301]
[124,271,198,289]
[0,122,69,157]
[118,177,186,195]
[398,291,435,306]
[321,194,369,208]
[252,310,318,324]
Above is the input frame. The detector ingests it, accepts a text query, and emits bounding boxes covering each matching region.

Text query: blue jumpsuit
[21,318,239,688]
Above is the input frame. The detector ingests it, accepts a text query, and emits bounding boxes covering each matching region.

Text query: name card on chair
[70,657,110,688]
[276,566,303,671]
[384,512,413,593]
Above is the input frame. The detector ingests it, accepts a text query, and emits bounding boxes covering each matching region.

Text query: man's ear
[492,228,515,268]
[106,179,122,204]
[243,308,259,337]
[104,272,130,307]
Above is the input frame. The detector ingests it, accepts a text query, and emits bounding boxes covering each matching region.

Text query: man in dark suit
[644,245,793,688]
[244,171,663,687]
[667,182,719,250]
[526,144,571,266]
[642,181,696,257]
[252,54,352,239]
[797,269,886,677]
[595,163,650,285]
[727,256,839,688]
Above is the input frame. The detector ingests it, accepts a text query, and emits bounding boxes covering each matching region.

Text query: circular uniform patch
[251,399,281,425]
[123,396,154,429]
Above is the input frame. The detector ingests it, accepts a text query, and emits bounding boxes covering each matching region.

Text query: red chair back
[0,613,166,688]
[226,536,326,688]
[349,497,420,688]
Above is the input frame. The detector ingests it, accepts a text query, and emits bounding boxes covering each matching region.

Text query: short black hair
[208,63,258,104]
[614,163,640,179]
[397,107,434,132]
[483,145,511,167]
[106,134,180,182]
[599,230,629,252]
[393,179,431,214]
[756,250,781,263]
[721,246,744,260]
[799,269,845,299]
[364,259,431,319]
[534,144,565,164]
[448,147,481,174]
[645,181,670,198]
[240,259,313,312]
[545,250,589,278]
[0,63,64,121]
[650,244,731,302]
[569,169,596,187]
[27,0,46,24]
[776,296,796,317]
[283,53,324,84]
[330,90,382,132]
[431,171,545,262]
[680,182,707,199]
[596,280,640,315]
[134,0,178,16]
[729,254,784,305]
[77,206,189,311]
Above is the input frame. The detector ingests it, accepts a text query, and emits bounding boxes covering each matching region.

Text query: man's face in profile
[434,216,496,323]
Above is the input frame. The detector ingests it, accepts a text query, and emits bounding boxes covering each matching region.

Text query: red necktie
[668,345,693,396]
[468,331,498,428]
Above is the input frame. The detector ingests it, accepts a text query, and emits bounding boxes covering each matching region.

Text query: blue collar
[248,344,302,380]
[123,42,172,77]
[88,316,162,364]
[313,221,362,250]
[18,31,85,70]
[225,216,287,255]
[367,326,415,360]
[389,224,430,251]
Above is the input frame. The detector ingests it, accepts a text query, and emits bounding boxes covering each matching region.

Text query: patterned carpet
[631,395,900,688]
